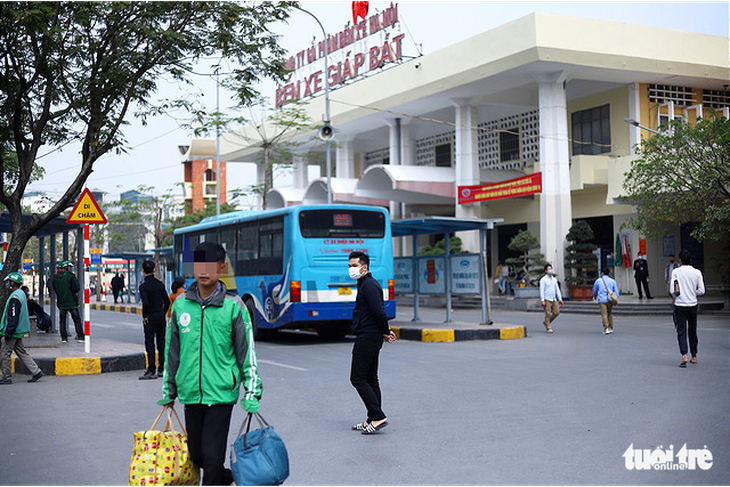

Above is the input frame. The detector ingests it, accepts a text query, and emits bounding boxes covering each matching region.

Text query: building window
[649,84,696,106]
[204,169,216,181]
[571,104,611,155]
[434,142,452,167]
[499,127,520,162]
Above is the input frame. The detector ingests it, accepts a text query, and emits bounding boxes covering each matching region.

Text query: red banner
[458,173,542,204]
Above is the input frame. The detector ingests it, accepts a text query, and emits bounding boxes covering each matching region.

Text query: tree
[505,230,546,287]
[0,1,295,287]
[622,116,730,242]
[192,97,313,209]
[564,220,598,285]
[418,235,466,256]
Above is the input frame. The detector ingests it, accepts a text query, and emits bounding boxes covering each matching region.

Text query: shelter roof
[391,216,503,237]
[0,212,80,238]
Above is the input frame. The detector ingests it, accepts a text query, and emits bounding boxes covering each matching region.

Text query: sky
[26,1,730,205]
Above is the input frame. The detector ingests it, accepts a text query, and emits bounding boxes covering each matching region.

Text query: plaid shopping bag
[129,406,200,486]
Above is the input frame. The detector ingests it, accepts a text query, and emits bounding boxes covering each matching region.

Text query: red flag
[352,1,369,24]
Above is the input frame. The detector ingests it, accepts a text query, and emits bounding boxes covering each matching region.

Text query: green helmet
[5,272,23,285]
[57,260,67,268]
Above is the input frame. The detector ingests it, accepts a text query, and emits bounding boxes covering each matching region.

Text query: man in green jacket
[1,272,43,384]
[51,261,84,343]
[158,241,261,485]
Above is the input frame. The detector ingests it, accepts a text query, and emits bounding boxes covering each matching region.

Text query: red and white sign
[458,173,543,205]
[276,3,407,107]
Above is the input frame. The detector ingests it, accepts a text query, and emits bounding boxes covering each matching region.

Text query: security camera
[414,61,421,69]
[318,123,334,141]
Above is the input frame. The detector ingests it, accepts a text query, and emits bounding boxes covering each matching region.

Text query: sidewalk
[12,300,526,377]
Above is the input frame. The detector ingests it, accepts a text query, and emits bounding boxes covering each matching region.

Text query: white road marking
[257,359,308,371]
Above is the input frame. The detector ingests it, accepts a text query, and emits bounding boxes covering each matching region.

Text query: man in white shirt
[664,254,679,299]
[539,263,563,334]
[670,249,705,368]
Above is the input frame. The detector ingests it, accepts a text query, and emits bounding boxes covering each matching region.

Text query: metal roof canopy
[0,212,80,237]
[391,216,502,237]
[391,216,504,326]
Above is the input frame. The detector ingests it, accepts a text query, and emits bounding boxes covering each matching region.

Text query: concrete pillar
[534,72,572,284]
[628,82,642,155]
[386,119,408,256]
[292,153,308,190]
[335,138,354,179]
[452,100,481,252]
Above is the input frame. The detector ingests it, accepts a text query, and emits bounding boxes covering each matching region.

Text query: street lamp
[297,7,333,204]
[623,118,659,134]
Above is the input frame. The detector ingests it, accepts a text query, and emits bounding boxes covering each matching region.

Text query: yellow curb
[55,357,102,375]
[390,327,401,339]
[499,326,526,340]
[421,329,455,342]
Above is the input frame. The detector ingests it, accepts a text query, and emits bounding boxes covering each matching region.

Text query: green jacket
[52,271,80,310]
[1,289,30,338]
[158,282,262,407]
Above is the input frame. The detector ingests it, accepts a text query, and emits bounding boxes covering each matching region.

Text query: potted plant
[564,220,599,300]
[505,230,547,298]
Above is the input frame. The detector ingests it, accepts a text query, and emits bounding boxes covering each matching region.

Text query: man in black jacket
[348,251,395,435]
[138,260,170,380]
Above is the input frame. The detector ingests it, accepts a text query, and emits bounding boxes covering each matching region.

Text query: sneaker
[139,371,157,380]
[603,329,609,335]
[0,379,11,384]
[547,328,554,334]
[75,336,85,342]
[61,339,68,343]
[27,371,44,383]
[157,371,164,378]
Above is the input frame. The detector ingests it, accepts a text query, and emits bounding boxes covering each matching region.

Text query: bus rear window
[299,210,385,238]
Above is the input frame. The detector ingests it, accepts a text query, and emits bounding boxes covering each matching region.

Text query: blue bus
[173,204,396,339]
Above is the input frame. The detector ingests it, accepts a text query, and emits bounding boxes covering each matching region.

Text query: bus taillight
[388,279,394,301]
[290,280,301,302]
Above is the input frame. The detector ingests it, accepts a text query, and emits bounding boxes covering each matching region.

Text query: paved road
[2,309,728,485]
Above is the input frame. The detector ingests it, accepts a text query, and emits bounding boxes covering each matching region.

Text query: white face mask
[348,266,362,280]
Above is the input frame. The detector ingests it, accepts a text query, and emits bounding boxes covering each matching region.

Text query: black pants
[184,404,234,486]
[143,311,166,373]
[635,276,651,298]
[673,305,698,357]
[350,335,386,422]
[59,308,84,340]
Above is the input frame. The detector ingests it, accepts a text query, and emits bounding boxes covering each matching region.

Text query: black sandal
[362,421,388,435]
[351,422,368,431]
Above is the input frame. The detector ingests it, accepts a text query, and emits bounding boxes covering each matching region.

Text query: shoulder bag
[601,277,619,305]
[230,412,290,486]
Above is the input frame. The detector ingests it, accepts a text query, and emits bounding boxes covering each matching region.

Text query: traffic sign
[66,189,107,224]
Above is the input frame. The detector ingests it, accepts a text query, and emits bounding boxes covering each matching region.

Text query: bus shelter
[0,212,82,333]
[103,248,173,304]
[391,216,503,325]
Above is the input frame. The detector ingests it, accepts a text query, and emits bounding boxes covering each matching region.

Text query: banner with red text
[457,173,542,204]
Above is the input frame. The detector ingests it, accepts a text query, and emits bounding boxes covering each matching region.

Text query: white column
[292,153,308,189]
[452,100,481,252]
[534,72,572,283]
[255,161,266,210]
[628,82,641,154]
[386,119,405,256]
[335,138,354,179]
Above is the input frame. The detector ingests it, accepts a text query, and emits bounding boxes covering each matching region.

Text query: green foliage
[622,116,730,242]
[190,97,313,209]
[564,220,598,285]
[160,201,239,247]
[0,1,296,289]
[418,236,466,256]
[504,230,546,286]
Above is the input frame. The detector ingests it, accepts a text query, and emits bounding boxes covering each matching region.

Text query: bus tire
[244,297,275,341]
[316,323,351,340]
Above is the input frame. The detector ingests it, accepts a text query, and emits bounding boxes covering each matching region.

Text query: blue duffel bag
[230,413,290,486]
